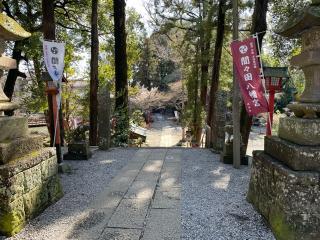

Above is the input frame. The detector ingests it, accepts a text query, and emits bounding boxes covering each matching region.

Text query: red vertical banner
[230,37,268,116]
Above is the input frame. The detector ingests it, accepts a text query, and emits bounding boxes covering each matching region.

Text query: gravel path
[181,149,275,240]
[6,148,138,240]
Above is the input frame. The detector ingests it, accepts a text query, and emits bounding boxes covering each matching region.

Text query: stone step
[0,116,28,142]
[265,136,320,172]
[0,135,45,165]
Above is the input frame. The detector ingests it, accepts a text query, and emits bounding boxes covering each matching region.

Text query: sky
[126,0,151,31]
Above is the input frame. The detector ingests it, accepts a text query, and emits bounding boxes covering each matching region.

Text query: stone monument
[247,1,320,239]
[0,13,62,236]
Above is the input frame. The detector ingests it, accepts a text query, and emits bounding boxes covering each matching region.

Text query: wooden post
[232,0,241,169]
[42,0,62,163]
[266,89,275,136]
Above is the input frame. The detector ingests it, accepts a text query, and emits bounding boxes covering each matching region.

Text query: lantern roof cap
[0,13,31,41]
[277,1,320,38]
[263,67,290,78]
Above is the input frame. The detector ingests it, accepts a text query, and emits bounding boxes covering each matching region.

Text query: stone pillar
[98,85,111,150]
[211,90,228,152]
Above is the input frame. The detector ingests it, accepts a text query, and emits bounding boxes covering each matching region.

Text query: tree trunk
[206,0,226,148]
[42,0,55,147]
[89,0,99,146]
[114,0,129,144]
[240,0,269,151]
[4,41,25,100]
[199,0,214,109]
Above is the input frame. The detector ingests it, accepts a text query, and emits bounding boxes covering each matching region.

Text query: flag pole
[232,0,241,169]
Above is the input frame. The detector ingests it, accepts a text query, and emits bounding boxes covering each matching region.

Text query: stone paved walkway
[63,148,180,240]
[144,114,182,147]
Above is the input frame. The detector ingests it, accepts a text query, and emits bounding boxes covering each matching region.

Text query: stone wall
[0,148,63,236]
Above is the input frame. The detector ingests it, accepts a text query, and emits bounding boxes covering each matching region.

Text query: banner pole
[232,0,241,169]
[254,34,272,135]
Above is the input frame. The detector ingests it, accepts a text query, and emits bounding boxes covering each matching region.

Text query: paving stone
[91,190,125,209]
[147,149,167,160]
[141,160,163,174]
[142,208,180,240]
[99,228,141,240]
[152,188,181,209]
[108,198,151,229]
[67,208,114,240]
[124,180,157,199]
[159,170,181,190]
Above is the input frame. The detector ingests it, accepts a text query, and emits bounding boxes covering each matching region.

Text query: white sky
[126,0,151,31]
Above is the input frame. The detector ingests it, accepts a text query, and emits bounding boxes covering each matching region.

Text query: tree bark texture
[89,0,99,146]
[4,41,26,101]
[199,0,214,109]
[206,0,226,148]
[240,0,269,150]
[42,0,55,146]
[114,0,129,142]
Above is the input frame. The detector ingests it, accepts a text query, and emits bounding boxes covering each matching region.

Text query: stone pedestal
[0,117,63,236]
[248,116,320,239]
[220,141,248,165]
[247,151,320,240]
[63,142,92,160]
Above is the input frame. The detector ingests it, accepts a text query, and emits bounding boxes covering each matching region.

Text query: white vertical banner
[43,40,65,81]
[43,40,65,145]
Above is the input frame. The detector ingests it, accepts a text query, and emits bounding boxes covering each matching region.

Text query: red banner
[231,37,268,116]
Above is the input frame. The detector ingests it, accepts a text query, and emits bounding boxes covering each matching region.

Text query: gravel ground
[4,148,138,240]
[181,149,275,240]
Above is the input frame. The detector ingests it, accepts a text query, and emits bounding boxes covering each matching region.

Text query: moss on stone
[269,209,295,240]
[0,210,25,236]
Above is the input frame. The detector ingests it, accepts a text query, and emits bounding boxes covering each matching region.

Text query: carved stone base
[220,141,248,165]
[0,116,28,142]
[247,151,320,240]
[265,136,320,171]
[64,142,92,160]
[288,102,320,118]
[278,117,320,146]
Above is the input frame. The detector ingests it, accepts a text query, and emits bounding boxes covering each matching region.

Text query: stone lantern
[0,13,63,236]
[247,1,320,239]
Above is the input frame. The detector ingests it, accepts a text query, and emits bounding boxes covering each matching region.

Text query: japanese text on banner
[230,37,268,116]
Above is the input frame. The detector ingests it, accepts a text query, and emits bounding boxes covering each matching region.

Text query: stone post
[98,85,111,150]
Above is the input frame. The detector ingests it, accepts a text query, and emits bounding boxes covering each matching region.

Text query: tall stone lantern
[0,13,63,236]
[247,1,320,239]
[247,0,320,240]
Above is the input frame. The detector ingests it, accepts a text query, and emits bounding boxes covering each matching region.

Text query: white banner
[43,40,65,81]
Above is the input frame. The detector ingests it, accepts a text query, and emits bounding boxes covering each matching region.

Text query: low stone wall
[248,151,320,240]
[0,148,63,236]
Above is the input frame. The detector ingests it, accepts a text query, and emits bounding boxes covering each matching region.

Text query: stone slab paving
[145,113,182,147]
